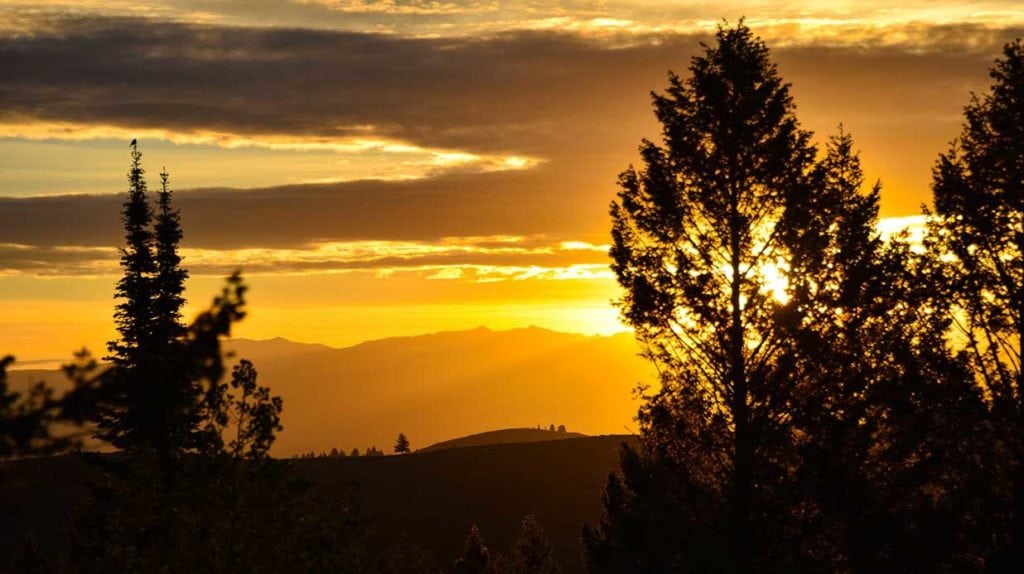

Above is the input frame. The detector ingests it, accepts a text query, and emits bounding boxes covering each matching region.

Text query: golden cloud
[0,120,543,182]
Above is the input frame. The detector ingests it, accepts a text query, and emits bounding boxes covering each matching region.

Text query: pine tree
[93,145,269,465]
[929,39,1024,571]
[96,141,159,451]
[108,141,156,366]
[153,168,188,346]
[394,432,411,454]
[599,22,817,570]
[454,525,494,574]
[782,130,993,569]
[511,516,559,574]
[588,23,993,571]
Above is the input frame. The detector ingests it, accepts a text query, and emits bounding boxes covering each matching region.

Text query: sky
[1,1,1022,364]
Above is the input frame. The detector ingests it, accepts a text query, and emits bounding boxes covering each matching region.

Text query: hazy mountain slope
[419,427,587,452]
[224,327,651,457]
[7,327,653,457]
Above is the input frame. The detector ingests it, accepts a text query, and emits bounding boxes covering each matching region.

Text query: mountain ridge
[9,326,651,457]
[226,324,633,353]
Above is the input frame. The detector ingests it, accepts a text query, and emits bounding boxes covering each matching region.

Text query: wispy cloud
[0,234,611,278]
[5,2,1022,49]
[0,120,541,183]
[296,0,498,16]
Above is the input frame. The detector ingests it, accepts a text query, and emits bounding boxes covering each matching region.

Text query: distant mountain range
[223,327,652,456]
[9,327,653,457]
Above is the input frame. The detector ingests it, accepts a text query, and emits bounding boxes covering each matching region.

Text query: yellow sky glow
[0,0,1011,363]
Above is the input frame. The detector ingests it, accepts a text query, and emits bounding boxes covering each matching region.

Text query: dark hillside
[299,434,635,571]
[1,434,636,572]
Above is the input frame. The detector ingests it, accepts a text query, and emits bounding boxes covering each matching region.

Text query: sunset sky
[1,1,1022,364]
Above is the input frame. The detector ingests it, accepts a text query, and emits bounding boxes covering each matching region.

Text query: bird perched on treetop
[130,138,137,147]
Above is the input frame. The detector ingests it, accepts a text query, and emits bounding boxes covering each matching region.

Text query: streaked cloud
[0,216,926,278]
[0,14,1012,216]
[0,121,541,185]
[5,2,1023,47]
[0,234,611,278]
[0,170,613,250]
[296,0,497,16]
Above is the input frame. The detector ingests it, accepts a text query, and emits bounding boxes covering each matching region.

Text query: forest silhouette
[2,21,1024,573]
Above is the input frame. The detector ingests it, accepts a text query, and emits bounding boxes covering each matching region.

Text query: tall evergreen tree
[153,168,188,346]
[107,141,156,367]
[594,22,817,571]
[929,39,1024,571]
[587,24,994,571]
[783,130,993,570]
[149,167,197,459]
[94,146,201,462]
[96,141,159,451]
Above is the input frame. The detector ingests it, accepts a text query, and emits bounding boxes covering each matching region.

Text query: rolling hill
[0,434,638,573]
[419,427,587,452]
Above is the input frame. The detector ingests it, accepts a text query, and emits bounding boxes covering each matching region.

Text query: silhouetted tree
[95,142,161,453]
[556,424,566,433]
[394,432,411,454]
[67,276,369,573]
[91,146,209,466]
[511,515,559,574]
[587,22,994,571]
[455,524,494,574]
[350,447,361,457]
[153,168,188,346]
[0,353,97,462]
[592,22,818,571]
[929,39,1024,571]
[107,141,156,368]
[781,129,994,570]
[4,532,51,574]
[198,358,283,459]
[583,443,701,573]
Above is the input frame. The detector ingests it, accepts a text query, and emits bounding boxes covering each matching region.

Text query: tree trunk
[729,203,755,571]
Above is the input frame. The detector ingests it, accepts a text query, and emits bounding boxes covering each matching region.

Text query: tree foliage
[0,354,96,461]
[588,22,996,572]
[511,515,559,574]
[929,39,1024,571]
[455,524,495,574]
[394,432,411,454]
[94,144,195,461]
[784,130,993,571]
[153,168,188,346]
[62,274,371,573]
[599,22,816,570]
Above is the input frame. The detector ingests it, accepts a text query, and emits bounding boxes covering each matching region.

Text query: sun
[760,261,791,305]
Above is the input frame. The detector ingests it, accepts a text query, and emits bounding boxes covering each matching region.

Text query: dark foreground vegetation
[1,436,630,573]
[2,19,1024,573]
